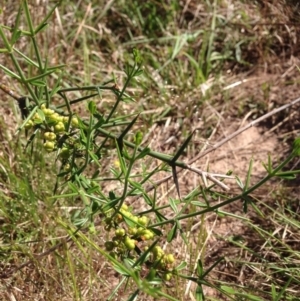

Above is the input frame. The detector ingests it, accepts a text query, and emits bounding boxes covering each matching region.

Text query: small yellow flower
[54,121,65,133]
[44,132,57,141]
[43,141,55,152]
[24,120,34,129]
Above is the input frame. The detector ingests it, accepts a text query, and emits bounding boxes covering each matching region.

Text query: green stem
[150,152,295,228]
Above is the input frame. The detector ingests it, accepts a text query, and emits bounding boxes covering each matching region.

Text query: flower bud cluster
[24,104,79,154]
[150,246,175,280]
[104,204,175,280]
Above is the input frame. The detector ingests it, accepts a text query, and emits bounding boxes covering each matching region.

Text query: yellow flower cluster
[104,203,176,281]
[24,104,79,153]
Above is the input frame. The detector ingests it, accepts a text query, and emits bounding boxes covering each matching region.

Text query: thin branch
[186,164,234,190]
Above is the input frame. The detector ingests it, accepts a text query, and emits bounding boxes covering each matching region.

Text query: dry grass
[0,0,300,300]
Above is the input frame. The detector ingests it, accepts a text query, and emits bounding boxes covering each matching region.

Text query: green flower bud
[71,117,79,127]
[115,228,126,237]
[33,113,43,124]
[131,216,139,224]
[43,108,55,116]
[91,181,98,188]
[137,227,145,236]
[165,254,175,264]
[112,237,120,247]
[54,121,65,133]
[141,230,154,241]
[48,112,62,124]
[43,141,55,152]
[63,163,71,172]
[121,204,128,211]
[138,216,149,227]
[44,131,57,141]
[59,147,71,159]
[162,273,172,281]
[62,116,69,124]
[152,246,164,259]
[128,227,138,235]
[24,120,34,130]
[120,210,131,217]
[124,237,136,250]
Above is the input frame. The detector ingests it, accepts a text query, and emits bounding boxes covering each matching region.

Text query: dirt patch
[206,123,279,181]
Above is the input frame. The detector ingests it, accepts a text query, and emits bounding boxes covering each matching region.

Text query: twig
[186,164,234,190]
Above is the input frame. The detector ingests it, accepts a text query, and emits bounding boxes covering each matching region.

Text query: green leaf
[31,80,46,87]
[146,268,157,281]
[169,198,179,214]
[274,277,292,301]
[109,190,117,200]
[202,257,223,278]
[11,29,22,45]
[134,131,143,145]
[34,0,61,34]
[14,48,39,67]
[122,212,138,227]
[129,180,143,192]
[167,223,177,242]
[0,24,12,51]
[134,239,159,268]
[134,147,150,161]
[133,48,142,64]
[68,181,79,193]
[241,195,253,213]
[293,137,300,156]
[88,101,97,114]
[221,285,236,294]
[93,117,105,130]
[88,151,100,167]
[277,174,296,180]
[127,289,139,301]
[0,64,21,79]
[237,293,262,301]
[10,0,22,43]
[133,69,143,77]
[103,199,119,212]
[143,193,153,206]
[34,22,48,34]
[271,283,277,300]
[36,108,45,121]
[149,227,163,237]
[175,261,187,271]
[117,114,140,152]
[197,259,204,276]
[112,263,131,276]
[244,158,253,192]
[235,176,244,190]
[195,285,204,301]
